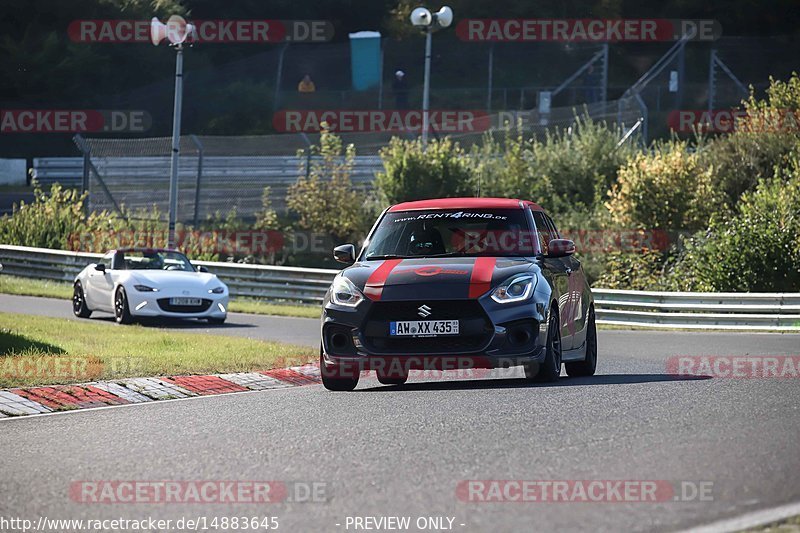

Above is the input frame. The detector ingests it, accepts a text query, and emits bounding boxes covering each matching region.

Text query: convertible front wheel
[114,286,133,324]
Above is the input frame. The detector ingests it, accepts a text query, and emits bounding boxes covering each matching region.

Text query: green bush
[595,250,668,290]
[605,140,719,231]
[286,127,366,243]
[376,136,474,204]
[527,116,634,213]
[469,128,531,199]
[0,184,92,250]
[469,116,634,215]
[699,73,800,210]
[664,158,800,292]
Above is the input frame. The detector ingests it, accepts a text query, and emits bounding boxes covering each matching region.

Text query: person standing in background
[298,74,316,93]
[392,70,409,109]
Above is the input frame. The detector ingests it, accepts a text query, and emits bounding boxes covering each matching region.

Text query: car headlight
[491,275,535,304]
[208,286,225,294]
[330,276,364,307]
[134,284,159,292]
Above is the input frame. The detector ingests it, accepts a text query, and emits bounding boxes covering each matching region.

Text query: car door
[543,213,587,352]
[85,252,115,312]
[531,211,574,351]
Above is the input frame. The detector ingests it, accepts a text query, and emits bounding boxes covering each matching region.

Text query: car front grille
[156,298,213,313]
[362,300,493,354]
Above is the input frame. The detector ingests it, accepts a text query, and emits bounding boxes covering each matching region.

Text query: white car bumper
[126,289,229,319]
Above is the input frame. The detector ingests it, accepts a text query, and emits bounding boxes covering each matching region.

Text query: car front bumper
[321,295,549,372]
[127,291,229,319]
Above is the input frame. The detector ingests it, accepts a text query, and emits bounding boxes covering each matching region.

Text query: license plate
[169,297,202,306]
[390,320,459,337]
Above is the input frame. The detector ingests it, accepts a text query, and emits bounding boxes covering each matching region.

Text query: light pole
[150,15,195,249]
[410,6,453,148]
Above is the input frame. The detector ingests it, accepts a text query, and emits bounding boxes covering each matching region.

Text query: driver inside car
[406,224,446,256]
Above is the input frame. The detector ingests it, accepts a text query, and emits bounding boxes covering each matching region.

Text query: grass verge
[743,514,800,532]
[0,274,321,319]
[0,311,316,388]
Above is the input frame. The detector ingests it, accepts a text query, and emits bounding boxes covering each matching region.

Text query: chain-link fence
[74,94,643,223]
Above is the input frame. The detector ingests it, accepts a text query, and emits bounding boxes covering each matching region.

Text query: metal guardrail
[1,245,799,331]
[0,244,337,304]
[592,288,800,331]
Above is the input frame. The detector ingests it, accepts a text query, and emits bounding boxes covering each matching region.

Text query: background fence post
[190,134,204,227]
[74,134,91,214]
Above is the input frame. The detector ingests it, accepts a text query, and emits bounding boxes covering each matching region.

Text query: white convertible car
[73,248,229,324]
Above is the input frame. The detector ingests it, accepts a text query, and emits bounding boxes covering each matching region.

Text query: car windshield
[117,250,195,272]
[363,209,537,259]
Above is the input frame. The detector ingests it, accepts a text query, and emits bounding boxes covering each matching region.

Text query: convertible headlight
[208,286,225,294]
[134,284,159,292]
[491,275,535,304]
[330,276,364,307]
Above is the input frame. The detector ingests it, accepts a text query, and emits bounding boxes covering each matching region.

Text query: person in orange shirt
[298,74,316,93]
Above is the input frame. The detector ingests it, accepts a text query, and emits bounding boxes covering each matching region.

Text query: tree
[286,127,364,243]
[376,136,474,204]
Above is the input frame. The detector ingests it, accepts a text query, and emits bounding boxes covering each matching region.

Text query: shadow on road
[358,373,711,392]
[86,316,257,330]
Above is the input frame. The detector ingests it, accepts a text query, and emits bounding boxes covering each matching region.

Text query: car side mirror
[333,244,356,264]
[94,263,106,272]
[197,265,209,273]
[547,239,576,258]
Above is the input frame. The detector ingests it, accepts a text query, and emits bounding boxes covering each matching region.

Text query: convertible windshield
[116,250,195,272]
[363,209,538,259]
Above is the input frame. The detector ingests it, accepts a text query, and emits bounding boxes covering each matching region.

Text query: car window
[543,213,560,238]
[364,209,536,258]
[99,253,113,270]
[531,211,557,254]
[117,251,195,272]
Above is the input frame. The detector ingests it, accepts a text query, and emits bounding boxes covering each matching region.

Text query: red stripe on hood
[363,259,403,301]
[469,257,496,298]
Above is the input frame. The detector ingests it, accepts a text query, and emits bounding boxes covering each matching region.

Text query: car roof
[387,197,544,212]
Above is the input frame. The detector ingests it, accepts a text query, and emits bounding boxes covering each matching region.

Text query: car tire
[377,372,409,386]
[525,307,561,382]
[207,317,226,325]
[320,350,359,391]
[72,282,92,318]
[565,307,597,377]
[114,286,133,325]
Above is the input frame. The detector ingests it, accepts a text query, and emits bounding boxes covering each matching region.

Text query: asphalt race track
[1,294,799,532]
